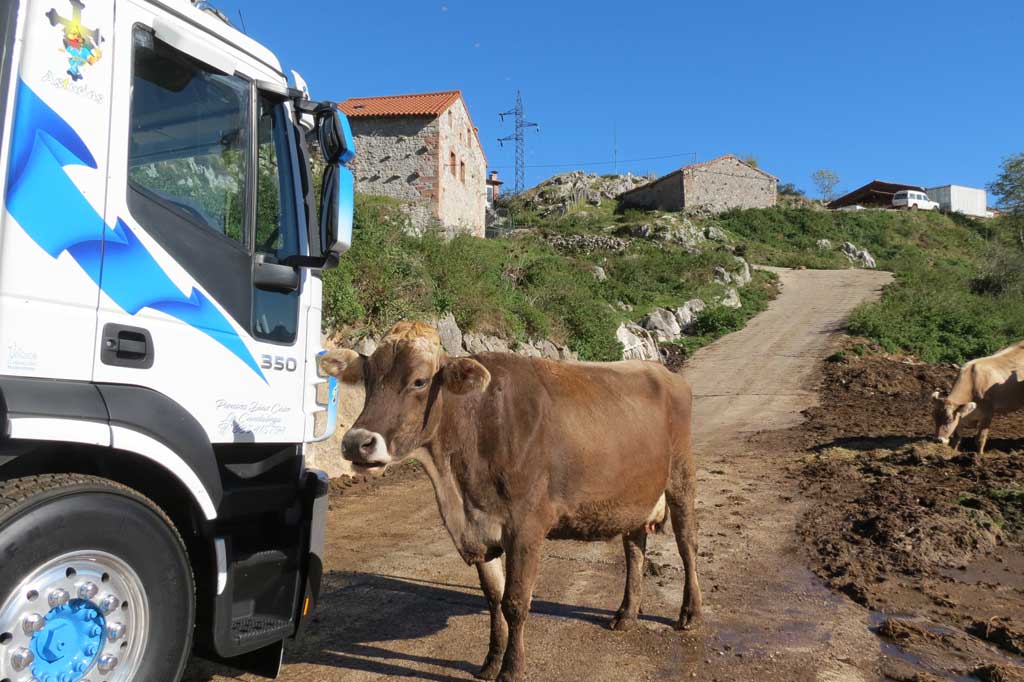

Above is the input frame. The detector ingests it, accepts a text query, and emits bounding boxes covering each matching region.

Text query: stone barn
[338,90,487,236]
[618,155,777,213]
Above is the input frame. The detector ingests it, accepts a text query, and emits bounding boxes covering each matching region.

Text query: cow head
[930,390,976,445]
[320,321,491,472]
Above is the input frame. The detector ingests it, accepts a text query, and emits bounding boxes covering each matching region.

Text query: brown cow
[321,321,700,682]
[931,341,1024,454]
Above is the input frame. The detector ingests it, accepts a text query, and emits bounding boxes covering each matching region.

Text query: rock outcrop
[517,171,651,216]
[640,308,682,342]
[718,287,742,309]
[616,322,660,362]
[674,299,707,332]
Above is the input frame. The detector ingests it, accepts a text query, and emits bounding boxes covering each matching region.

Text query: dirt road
[185,266,892,682]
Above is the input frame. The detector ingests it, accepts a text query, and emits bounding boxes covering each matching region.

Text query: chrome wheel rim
[0,550,149,682]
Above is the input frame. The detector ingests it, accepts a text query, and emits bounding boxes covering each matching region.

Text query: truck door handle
[101,324,155,369]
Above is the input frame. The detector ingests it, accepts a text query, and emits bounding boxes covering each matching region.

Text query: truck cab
[0,1,353,679]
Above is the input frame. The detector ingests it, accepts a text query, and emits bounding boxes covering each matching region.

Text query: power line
[489,151,697,171]
[497,90,539,195]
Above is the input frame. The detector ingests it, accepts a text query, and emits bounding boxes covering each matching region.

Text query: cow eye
[412,377,429,390]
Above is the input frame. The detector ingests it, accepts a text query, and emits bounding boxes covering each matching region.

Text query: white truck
[0,1,354,679]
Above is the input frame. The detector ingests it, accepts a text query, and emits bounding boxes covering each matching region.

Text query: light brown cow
[321,321,700,682]
[931,340,1024,454]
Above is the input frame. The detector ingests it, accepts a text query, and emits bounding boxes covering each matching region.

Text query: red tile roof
[338,90,462,118]
[338,89,487,163]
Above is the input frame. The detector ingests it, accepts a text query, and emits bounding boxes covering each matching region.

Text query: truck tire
[0,474,195,682]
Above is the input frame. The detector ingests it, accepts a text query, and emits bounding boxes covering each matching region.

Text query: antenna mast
[498,90,539,195]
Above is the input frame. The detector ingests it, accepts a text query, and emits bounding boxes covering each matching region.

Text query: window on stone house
[450,151,457,176]
[460,160,466,184]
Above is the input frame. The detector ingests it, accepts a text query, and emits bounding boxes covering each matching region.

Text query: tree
[811,169,840,201]
[988,152,1024,214]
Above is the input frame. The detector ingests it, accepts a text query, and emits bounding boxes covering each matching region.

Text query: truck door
[0,0,114,381]
[93,1,309,444]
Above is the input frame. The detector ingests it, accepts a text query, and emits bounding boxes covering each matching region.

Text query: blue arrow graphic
[6,79,266,381]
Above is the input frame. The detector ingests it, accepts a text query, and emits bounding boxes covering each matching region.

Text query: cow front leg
[610,528,647,631]
[977,412,993,455]
[475,558,508,680]
[497,538,542,682]
[950,430,962,452]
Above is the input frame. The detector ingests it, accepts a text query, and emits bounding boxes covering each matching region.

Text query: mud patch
[794,351,1024,679]
[328,459,424,506]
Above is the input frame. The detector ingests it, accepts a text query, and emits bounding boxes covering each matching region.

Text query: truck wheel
[0,475,194,682]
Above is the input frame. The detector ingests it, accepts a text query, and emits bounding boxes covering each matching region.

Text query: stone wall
[347,115,440,203]
[618,172,686,211]
[437,98,487,237]
[347,115,440,230]
[618,156,777,214]
[683,156,777,212]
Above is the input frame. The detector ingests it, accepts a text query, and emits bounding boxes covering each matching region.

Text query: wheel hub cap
[30,599,105,676]
[0,551,148,682]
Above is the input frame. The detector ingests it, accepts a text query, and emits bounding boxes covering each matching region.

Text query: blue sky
[214,0,1022,198]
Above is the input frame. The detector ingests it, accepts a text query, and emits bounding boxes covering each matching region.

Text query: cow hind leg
[610,528,647,631]
[475,558,508,680]
[667,452,702,630]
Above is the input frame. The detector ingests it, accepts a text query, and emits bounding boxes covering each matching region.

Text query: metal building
[925,185,990,217]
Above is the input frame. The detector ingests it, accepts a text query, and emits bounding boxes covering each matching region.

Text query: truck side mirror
[318,163,354,263]
[319,108,355,165]
[317,109,355,265]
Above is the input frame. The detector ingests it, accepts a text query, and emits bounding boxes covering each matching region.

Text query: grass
[514,197,1024,365]
[330,189,1024,366]
[324,195,773,361]
[719,208,1024,363]
[667,271,778,356]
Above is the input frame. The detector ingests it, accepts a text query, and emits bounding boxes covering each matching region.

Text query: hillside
[322,192,776,362]
[324,172,1023,365]
[501,175,1024,363]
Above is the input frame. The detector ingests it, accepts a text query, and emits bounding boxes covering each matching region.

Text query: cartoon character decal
[45,0,102,82]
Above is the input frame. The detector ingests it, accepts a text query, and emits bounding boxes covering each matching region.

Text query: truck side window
[127,34,249,245]
[252,94,300,344]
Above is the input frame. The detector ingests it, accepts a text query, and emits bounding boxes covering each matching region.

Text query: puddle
[939,552,1024,591]
[868,611,1024,681]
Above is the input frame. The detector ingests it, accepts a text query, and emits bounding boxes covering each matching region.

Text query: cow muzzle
[936,436,950,446]
[341,428,392,470]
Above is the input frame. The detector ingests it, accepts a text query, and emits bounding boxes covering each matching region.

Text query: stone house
[618,155,778,213]
[338,90,487,236]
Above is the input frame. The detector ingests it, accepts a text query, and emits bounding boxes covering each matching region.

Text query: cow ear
[442,358,491,395]
[958,401,977,417]
[319,349,365,384]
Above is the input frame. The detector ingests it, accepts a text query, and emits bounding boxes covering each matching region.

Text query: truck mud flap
[294,468,328,638]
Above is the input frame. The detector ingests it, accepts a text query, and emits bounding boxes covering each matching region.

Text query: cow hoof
[475,661,501,681]
[609,614,637,631]
[674,611,702,631]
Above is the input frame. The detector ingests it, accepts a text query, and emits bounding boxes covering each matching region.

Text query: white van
[892,190,939,211]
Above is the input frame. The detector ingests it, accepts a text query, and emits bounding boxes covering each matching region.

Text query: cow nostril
[360,435,377,453]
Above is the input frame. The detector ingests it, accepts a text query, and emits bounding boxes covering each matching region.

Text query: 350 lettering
[260,355,298,372]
